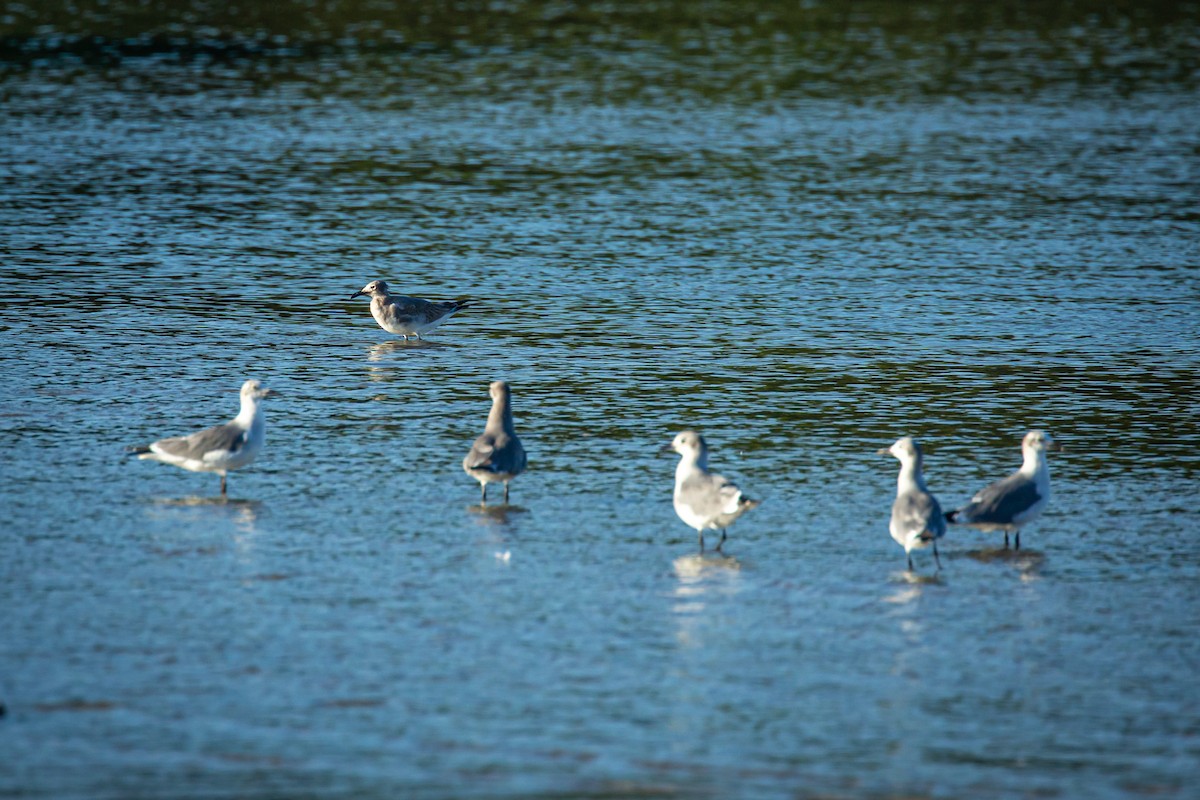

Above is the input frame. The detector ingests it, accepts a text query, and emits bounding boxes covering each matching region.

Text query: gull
[351,280,468,340]
[667,431,759,552]
[945,430,1060,550]
[879,436,946,570]
[128,379,279,496]
[463,381,527,504]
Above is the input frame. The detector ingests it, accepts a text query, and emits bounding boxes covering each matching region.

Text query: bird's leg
[480,483,487,506]
[1004,531,1010,549]
[503,482,510,504]
[220,475,227,496]
[907,553,914,570]
[716,529,727,552]
[934,541,942,570]
[698,531,705,552]
[1014,530,1021,551]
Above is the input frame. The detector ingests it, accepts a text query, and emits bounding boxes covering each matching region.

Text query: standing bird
[463,381,527,505]
[667,431,759,553]
[945,430,1060,550]
[878,436,946,570]
[128,379,279,496]
[351,280,468,341]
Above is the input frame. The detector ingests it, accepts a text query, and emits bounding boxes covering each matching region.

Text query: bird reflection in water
[150,496,260,537]
[672,552,742,612]
[367,339,445,362]
[883,568,943,607]
[965,546,1045,565]
[143,498,262,561]
[232,502,260,556]
[467,505,527,564]
[467,503,529,526]
[152,496,262,510]
[893,568,944,587]
[232,501,258,527]
[671,553,744,652]
[964,547,1045,584]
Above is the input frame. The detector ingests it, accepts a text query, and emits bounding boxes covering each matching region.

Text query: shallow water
[2,2,1199,798]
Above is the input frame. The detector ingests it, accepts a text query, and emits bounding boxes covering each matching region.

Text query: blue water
[2,3,1199,797]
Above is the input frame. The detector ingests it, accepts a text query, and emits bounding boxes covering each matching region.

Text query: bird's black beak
[351,290,365,300]
[660,444,676,456]
[265,389,282,398]
[1049,440,1064,452]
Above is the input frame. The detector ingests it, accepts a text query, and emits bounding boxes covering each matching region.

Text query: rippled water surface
[2,2,1199,798]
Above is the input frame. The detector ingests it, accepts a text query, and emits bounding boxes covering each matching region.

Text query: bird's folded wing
[380,304,417,327]
[392,297,449,324]
[679,473,742,518]
[716,477,746,514]
[964,474,1040,521]
[894,491,945,537]
[464,435,497,469]
[154,423,245,461]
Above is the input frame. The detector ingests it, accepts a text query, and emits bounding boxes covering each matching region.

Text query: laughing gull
[463,381,527,505]
[667,431,759,552]
[351,280,468,340]
[879,437,946,570]
[945,430,1060,550]
[128,379,279,496]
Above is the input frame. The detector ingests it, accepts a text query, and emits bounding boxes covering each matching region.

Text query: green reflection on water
[3,1,1197,100]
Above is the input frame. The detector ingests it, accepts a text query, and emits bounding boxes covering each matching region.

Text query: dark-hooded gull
[351,280,468,341]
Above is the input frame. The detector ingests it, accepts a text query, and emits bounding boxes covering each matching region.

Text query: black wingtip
[943,510,958,523]
[125,444,151,456]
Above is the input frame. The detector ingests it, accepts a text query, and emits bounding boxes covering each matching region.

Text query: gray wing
[464,432,525,474]
[390,296,464,325]
[956,472,1040,524]
[679,472,743,519]
[893,490,946,539]
[153,422,247,460]
[463,433,496,470]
